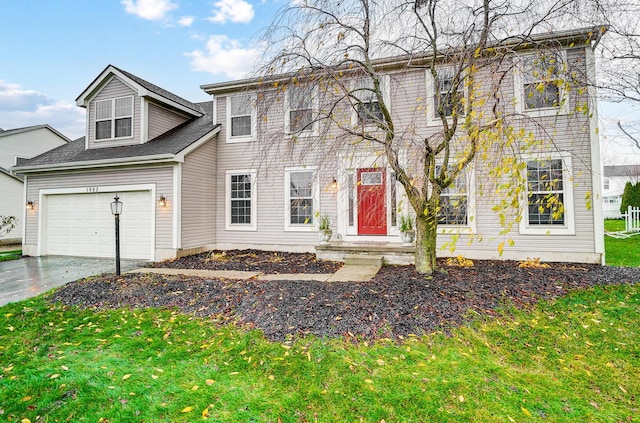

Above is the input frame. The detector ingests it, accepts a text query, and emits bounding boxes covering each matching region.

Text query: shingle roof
[0,124,70,142]
[13,102,218,171]
[112,66,204,115]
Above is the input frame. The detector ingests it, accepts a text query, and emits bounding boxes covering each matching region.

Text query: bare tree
[255,0,602,274]
[0,215,16,237]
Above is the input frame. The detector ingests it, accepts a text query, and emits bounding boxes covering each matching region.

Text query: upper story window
[603,177,610,190]
[227,94,255,142]
[434,68,464,119]
[286,85,316,135]
[516,50,568,117]
[351,76,389,126]
[426,67,466,126]
[95,96,133,140]
[519,154,575,235]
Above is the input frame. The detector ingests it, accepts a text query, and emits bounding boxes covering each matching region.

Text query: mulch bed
[50,252,640,341]
[150,249,343,274]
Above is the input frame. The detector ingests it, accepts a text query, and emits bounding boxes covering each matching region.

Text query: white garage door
[45,191,153,260]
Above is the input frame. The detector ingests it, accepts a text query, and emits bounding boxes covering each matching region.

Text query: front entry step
[344,254,383,266]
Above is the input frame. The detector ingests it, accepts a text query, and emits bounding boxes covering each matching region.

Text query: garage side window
[95,96,133,140]
[226,170,257,231]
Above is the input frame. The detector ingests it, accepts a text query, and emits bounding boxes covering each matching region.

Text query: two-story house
[14,27,605,264]
[0,125,69,244]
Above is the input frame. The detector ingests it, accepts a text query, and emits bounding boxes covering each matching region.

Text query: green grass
[0,250,21,262]
[604,220,640,267]
[1,284,638,422]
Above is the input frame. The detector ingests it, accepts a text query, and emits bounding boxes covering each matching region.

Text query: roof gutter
[201,25,607,95]
[12,154,179,174]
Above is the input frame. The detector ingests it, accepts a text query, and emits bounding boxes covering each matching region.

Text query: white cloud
[186,35,261,79]
[0,81,85,139]
[121,0,178,21]
[178,15,194,26]
[208,0,254,24]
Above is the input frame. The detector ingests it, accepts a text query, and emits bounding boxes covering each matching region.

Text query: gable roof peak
[76,64,203,117]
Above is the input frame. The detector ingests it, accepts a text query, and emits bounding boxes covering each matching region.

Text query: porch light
[158,194,167,207]
[330,178,338,190]
[110,194,123,276]
[26,200,35,210]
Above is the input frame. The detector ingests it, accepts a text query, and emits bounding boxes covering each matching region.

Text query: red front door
[357,168,387,235]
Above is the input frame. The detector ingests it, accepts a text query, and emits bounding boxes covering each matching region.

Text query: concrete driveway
[0,256,146,307]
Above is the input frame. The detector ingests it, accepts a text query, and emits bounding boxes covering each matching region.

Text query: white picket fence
[606,206,640,239]
[626,206,640,233]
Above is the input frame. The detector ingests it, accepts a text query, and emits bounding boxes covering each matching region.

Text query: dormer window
[95,96,133,140]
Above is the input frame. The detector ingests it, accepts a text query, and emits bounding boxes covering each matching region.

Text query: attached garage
[43,190,153,260]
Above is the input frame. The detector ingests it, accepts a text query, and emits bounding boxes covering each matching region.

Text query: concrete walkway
[129,263,381,282]
[0,256,382,307]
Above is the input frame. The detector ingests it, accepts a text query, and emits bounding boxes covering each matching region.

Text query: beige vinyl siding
[87,77,141,149]
[431,47,597,259]
[24,166,173,251]
[181,140,216,249]
[148,102,190,141]
[214,95,335,251]
[210,45,598,260]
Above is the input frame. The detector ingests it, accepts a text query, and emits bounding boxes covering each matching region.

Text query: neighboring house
[602,165,640,219]
[0,125,69,244]
[14,27,605,264]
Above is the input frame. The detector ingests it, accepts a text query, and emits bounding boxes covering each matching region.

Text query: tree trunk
[414,205,439,274]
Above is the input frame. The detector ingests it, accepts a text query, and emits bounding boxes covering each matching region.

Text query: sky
[0,0,279,139]
[0,0,638,163]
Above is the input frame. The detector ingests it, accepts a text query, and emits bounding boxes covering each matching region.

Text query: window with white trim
[516,50,568,116]
[603,178,610,190]
[433,68,465,119]
[286,85,316,134]
[351,76,389,126]
[436,165,469,226]
[95,96,133,140]
[285,168,318,231]
[227,94,254,141]
[226,170,257,231]
[520,155,575,235]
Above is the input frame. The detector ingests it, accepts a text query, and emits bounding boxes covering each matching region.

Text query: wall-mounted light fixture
[158,194,167,207]
[329,178,338,190]
[26,200,35,210]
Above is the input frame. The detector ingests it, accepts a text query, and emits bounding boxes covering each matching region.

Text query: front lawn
[0,250,21,262]
[1,284,638,422]
[604,219,640,267]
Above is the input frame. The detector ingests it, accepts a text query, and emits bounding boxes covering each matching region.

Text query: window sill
[225,224,257,232]
[518,105,568,118]
[226,136,254,144]
[286,131,319,138]
[438,225,475,235]
[519,225,575,236]
[95,135,134,142]
[284,225,315,232]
